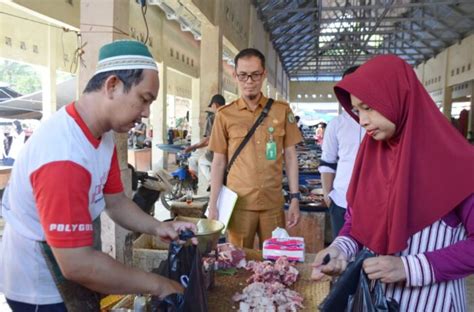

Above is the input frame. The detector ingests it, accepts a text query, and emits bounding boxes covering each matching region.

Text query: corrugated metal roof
[253,0,474,80]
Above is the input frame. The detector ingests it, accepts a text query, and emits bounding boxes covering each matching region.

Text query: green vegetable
[216,268,238,275]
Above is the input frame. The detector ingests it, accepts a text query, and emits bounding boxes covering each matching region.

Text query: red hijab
[334,55,474,255]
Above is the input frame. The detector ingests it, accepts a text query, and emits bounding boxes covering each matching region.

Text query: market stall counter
[208,250,330,311]
[111,247,330,311]
[283,168,329,253]
[284,203,327,253]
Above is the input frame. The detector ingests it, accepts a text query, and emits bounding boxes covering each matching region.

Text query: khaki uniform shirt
[209,94,302,211]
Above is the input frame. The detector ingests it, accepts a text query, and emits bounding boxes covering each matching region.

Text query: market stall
[283,146,329,252]
[208,252,330,311]
[111,244,330,311]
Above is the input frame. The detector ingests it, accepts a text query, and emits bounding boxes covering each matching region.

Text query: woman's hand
[363,256,406,283]
[311,246,348,280]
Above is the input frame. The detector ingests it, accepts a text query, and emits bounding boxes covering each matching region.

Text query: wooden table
[0,166,12,189]
[208,252,330,311]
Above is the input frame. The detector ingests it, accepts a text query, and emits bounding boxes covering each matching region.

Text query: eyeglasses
[236,72,264,82]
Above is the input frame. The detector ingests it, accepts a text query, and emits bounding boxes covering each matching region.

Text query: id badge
[266,141,277,160]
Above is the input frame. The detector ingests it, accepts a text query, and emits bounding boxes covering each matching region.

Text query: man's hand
[155,221,198,245]
[363,256,406,284]
[286,200,300,228]
[207,206,219,220]
[323,194,332,207]
[159,278,185,299]
[183,145,194,154]
[311,246,348,280]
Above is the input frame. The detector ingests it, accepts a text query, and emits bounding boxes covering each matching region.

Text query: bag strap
[224,98,274,184]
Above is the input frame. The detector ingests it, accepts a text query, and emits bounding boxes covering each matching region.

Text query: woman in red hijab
[312,55,474,311]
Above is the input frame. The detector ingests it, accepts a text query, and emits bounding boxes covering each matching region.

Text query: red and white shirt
[0,103,123,304]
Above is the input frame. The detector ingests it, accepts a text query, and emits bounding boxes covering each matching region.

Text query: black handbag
[319,249,399,312]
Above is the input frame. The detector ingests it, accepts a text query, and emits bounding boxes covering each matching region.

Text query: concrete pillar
[79,0,131,264]
[270,84,277,99]
[441,49,452,121]
[200,23,222,138]
[191,77,201,144]
[41,25,57,119]
[151,62,168,170]
[468,80,474,140]
[191,77,208,194]
[442,86,452,120]
[262,79,268,97]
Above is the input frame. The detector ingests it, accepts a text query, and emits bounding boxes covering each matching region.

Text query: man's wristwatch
[288,192,301,202]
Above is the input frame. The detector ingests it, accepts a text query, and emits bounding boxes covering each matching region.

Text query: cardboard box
[132,234,169,272]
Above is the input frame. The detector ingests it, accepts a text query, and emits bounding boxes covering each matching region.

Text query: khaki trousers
[227,208,285,249]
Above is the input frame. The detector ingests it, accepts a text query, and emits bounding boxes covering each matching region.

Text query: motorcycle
[159,151,199,210]
[129,164,173,216]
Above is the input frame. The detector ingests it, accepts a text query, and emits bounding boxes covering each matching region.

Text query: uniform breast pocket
[273,128,285,140]
[229,128,248,142]
[271,128,286,147]
[228,128,248,152]
[272,128,286,137]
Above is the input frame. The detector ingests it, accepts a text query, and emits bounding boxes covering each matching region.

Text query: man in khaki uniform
[208,48,302,248]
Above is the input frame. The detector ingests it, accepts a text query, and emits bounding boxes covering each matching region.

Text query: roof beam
[282,46,431,61]
[420,7,462,40]
[284,41,425,69]
[265,0,474,15]
[446,4,474,26]
[253,0,474,78]
[273,25,472,43]
[278,33,438,57]
[270,16,440,31]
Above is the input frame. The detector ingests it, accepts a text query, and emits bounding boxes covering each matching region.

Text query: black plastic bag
[318,249,399,312]
[151,241,208,312]
[347,270,399,312]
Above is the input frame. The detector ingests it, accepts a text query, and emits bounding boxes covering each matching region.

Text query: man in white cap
[0,40,197,311]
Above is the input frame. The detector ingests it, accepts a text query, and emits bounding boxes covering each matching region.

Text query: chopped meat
[218,243,247,269]
[233,281,304,312]
[202,243,247,270]
[246,256,298,286]
[233,256,304,311]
